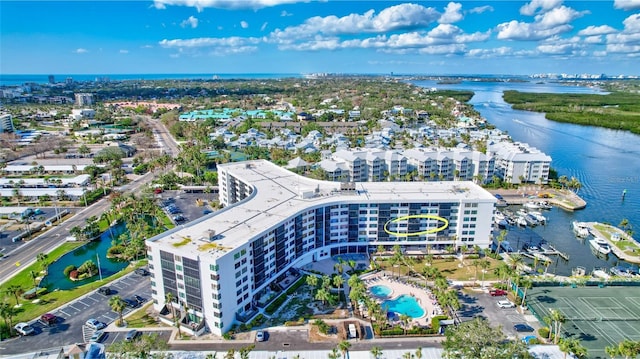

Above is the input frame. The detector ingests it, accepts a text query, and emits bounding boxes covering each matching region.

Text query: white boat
[528,211,547,223]
[516,216,528,227]
[589,238,612,255]
[523,201,540,209]
[495,211,506,221]
[592,268,611,280]
[525,214,539,226]
[572,221,590,238]
[536,201,553,210]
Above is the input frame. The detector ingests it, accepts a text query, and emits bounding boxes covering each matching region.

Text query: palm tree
[605,344,619,359]
[399,314,412,334]
[109,295,126,326]
[29,270,39,298]
[495,229,507,257]
[165,291,181,336]
[328,348,340,359]
[338,340,351,359]
[509,253,524,271]
[225,349,235,359]
[5,284,23,306]
[315,288,332,306]
[550,309,567,344]
[333,275,345,303]
[559,338,587,359]
[0,301,17,337]
[519,276,533,309]
[618,339,640,359]
[479,259,491,288]
[370,346,383,359]
[36,252,49,274]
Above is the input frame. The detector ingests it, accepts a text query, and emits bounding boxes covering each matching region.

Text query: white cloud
[577,25,617,36]
[119,49,129,54]
[606,43,640,53]
[584,35,604,44]
[416,44,466,55]
[614,0,640,10]
[537,43,577,54]
[496,5,585,41]
[467,47,512,58]
[181,16,199,28]
[154,0,305,11]
[623,13,640,32]
[269,3,439,44]
[261,22,268,31]
[469,5,493,14]
[520,0,563,16]
[159,36,261,48]
[534,6,587,29]
[73,48,88,54]
[496,20,572,40]
[439,2,463,24]
[281,10,293,17]
[240,21,249,28]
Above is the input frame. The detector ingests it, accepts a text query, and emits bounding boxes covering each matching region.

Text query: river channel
[413,80,640,275]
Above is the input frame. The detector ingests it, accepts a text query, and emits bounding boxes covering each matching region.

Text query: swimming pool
[369,285,392,298]
[382,294,425,318]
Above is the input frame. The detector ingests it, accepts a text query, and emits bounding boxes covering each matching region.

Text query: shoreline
[489,188,587,211]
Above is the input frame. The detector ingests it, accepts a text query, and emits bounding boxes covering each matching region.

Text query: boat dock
[584,222,640,264]
[519,246,569,261]
[490,188,587,211]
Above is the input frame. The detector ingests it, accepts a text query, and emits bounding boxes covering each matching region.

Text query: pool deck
[363,273,442,327]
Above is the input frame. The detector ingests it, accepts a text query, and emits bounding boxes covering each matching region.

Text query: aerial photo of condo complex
[1,0,640,358]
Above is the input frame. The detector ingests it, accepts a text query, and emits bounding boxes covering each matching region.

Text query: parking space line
[76,301,90,308]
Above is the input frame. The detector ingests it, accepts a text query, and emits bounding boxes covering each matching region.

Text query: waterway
[413,80,640,275]
[41,223,128,290]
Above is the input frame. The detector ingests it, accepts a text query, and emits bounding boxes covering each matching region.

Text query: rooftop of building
[147,160,496,259]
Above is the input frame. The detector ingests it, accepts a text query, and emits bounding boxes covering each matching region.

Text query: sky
[1,0,639,76]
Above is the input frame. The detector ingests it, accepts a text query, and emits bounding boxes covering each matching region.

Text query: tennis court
[527,286,640,358]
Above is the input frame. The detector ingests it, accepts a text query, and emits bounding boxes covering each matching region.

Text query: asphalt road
[0,172,156,285]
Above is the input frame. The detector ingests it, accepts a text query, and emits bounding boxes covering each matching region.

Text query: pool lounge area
[363,273,443,327]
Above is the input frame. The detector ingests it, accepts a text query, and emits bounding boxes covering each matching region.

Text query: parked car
[497,300,516,309]
[514,324,535,332]
[134,268,148,276]
[489,289,507,297]
[124,298,139,308]
[14,322,35,336]
[98,286,112,296]
[256,330,266,342]
[39,313,57,326]
[90,330,106,343]
[173,215,186,223]
[85,318,106,330]
[133,295,146,304]
[125,329,139,341]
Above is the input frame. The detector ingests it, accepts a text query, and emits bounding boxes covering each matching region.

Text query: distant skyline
[1,0,639,76]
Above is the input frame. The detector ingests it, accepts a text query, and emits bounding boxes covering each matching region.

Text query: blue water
[412,79,640,275]
[41,223,129,290]
[382,294,425,318]
[369,285,392,298]
[0,73,302,86]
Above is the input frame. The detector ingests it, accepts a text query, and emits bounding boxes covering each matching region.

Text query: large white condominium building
[0,113,14,133]
[146,160,496,336]
[488,141,551,184]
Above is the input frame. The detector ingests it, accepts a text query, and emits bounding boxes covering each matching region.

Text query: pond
[41,223,129,290]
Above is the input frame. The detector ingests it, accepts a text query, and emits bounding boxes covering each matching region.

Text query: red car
[490,289,507,296]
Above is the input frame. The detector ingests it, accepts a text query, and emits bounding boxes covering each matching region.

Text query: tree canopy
[443,317,532,359]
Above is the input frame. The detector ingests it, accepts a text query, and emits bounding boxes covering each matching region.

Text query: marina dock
[585,222,640,264]
[490,188,587,211]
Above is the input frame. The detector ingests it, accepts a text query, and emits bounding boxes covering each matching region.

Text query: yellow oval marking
[383,214,449,237]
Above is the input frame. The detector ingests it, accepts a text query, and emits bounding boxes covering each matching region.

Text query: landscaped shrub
[265,294,288,315]
[63,265,77,277]
[431,315,449,333]
[538,327,550,338]
[69,270,79,280]
[381,327,404,336]
[249,314,265,327]
[285,276,306,295]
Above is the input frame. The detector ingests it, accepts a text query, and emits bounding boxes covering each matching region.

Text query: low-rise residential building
[488,141,551,184]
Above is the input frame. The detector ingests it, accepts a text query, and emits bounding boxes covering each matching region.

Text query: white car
[85,318,106,330]
[90,330,106,343]
[14,322,35,336]
[256,330,266,342]
[497,300,516,309]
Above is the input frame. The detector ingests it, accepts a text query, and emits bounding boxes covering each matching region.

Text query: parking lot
[457,289,539,338]
[157,190,217,226]
[0,270,154,355]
